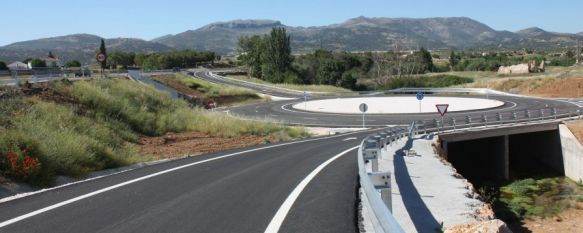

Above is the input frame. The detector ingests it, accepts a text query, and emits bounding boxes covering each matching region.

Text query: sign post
[96,53,106,79]
[436,104,449,132]
[416,92,424,112]
[303,91,310,110]
[359,103,368,129]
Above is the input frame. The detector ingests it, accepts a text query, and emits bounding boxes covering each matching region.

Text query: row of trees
[102,50,217,70]
[238,28,437,90]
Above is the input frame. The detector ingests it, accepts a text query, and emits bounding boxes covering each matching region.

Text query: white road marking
[342,137,357,141]
[0,131,372,229]
[264,146,359,233]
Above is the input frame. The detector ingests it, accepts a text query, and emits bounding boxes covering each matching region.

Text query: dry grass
[566,120,583,144]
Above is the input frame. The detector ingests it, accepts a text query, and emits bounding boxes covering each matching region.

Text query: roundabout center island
[292,96,505,114]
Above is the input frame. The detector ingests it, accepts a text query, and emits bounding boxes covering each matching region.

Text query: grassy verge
[0,79,308,186]
[175,74,259,99]
[227,75,353,93]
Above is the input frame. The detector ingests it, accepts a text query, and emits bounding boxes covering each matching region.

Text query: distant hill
[0,34,171,64]
[1,17,582,63]
[155,17,583,55]
[155,19,283,55]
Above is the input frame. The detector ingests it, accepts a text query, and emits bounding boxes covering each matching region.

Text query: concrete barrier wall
[559,124,583,182]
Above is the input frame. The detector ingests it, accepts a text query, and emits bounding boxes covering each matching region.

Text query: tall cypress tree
[98,39,107,69]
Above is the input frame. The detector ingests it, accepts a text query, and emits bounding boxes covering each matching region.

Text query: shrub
[382,75,473,89]
[0,139,44,184]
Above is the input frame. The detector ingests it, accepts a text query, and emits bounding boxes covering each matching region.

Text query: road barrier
[358,127,407,233]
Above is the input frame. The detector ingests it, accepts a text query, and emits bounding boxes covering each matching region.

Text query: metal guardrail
[358,128,407,233]
[414,108,583,134]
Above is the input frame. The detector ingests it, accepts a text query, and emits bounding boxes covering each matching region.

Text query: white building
[7,61,30,71]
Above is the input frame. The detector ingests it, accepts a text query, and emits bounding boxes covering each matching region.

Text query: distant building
[42,57,63,68]
[497,60,545,75]
[7,61,30,71]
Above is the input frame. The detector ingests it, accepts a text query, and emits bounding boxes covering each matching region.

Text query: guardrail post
[512,111,517,123]
[496,113,502,122]
[578,110,582,119]
[452,118,456,131]
[525,110,531,119]
[363,148,380,172]
[482,114,488,126]
[466,116,472,129]
[552,108,557,119]
[369,172,392,212]
[539,109,545,120]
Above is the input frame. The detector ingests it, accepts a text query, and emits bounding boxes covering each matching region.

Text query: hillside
[1,17,582,62]
[0,34,172,64]
[155,17,583,55]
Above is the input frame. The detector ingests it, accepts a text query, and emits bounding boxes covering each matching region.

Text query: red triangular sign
[436,104,449,116]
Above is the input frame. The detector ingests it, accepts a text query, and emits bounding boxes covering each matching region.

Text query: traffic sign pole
[359,103,368,129]
[416,92,424,113]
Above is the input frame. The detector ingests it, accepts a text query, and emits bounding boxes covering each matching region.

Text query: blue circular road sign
[416,92,424,100]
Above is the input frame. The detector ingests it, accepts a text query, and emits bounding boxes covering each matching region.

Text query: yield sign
[436,104,449,116]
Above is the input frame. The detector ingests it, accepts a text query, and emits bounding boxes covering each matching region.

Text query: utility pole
[577,39,581,65]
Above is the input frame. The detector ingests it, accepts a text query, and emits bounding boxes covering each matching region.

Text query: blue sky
[1,0,582,46]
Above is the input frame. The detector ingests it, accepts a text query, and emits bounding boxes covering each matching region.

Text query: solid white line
[0,132,368,229]
[264,146,359,233]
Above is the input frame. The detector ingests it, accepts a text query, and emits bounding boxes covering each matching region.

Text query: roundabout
[291,96,505,114]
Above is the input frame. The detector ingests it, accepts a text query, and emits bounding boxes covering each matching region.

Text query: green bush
[382,75,473,89]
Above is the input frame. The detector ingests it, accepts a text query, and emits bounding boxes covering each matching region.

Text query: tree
[238,35,265,78]
[449,51,461,71]
[418,47,434,73]
[64,60,82,68]
[97,39,107,69]
[0,61,7,70]
[108,51,135,69]
[566,50,575,59]
[261,28,293,82]
[30,59,47,68]
[48,51,55,59]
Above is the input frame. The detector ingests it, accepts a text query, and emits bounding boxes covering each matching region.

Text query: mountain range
[1,17,582,64]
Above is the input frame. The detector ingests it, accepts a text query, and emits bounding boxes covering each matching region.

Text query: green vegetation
[238,28,296,83]
[479,177,583,222]
[381,75,473,89]
[134,50,216,70]
[30,59,46,68]
[64,60,81,68]
[0,79,307,186]
[0,61,7,70]
[98,39,107,69]
[0,94,140,186]
[175,74,259,99]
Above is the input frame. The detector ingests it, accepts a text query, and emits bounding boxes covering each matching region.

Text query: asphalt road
[189,70,304,98]
[0,130,375,233]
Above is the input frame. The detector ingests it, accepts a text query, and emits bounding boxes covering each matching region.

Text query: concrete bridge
[438,121,583,183]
